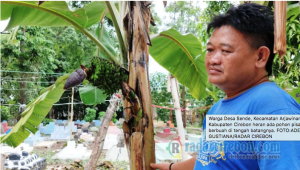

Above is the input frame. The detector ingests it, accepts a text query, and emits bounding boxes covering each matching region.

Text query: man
[151,3,300,170]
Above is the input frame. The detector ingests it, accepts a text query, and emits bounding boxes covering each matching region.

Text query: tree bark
[84,95,120,169]
[182,86,186,128]
[123,2,155,169]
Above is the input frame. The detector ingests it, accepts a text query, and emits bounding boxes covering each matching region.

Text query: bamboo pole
[70,87,74,140]
[182,86,186,128]
[170,75,188,161]
[1,154,5,170]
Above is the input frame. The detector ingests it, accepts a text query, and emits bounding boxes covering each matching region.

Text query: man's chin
[208,77,224,86]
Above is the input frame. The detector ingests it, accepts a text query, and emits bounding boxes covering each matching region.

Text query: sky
[0,19,9,32]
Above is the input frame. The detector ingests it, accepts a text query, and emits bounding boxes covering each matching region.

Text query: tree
[149,72,173,123]
[165,1,202,36]
[197,1,232,44]
[1,26,58,120]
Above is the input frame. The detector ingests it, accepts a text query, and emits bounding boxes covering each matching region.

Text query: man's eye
[207,49,213,52]
[222,50,230,53]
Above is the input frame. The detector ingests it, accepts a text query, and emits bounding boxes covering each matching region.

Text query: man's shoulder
[250,82,291,101]
[249,82,300,114]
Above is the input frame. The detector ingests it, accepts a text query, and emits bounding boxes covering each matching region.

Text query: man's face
[205,25,257,91]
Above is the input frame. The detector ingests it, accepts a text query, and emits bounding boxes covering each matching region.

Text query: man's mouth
[209,66,222,74]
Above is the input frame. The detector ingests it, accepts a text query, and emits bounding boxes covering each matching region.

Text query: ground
[31,142,129,170]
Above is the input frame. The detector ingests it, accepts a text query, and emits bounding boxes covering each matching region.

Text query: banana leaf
[1,74,69,147]
[95,24,118,60]
[150,28,208,100]
[1,1,107,30]
[1,1,119,65]
[79,84,107,106]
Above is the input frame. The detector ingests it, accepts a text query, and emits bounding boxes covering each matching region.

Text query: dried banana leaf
[274,1,287,59]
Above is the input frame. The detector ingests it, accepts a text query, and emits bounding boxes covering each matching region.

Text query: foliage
[272,1,300,89]
[149,3,162,34]
[1,1,119,64]
[288,84,300,104]
[79,84,107,106]
[98,111,106,120]
[42,118,53,126]
[0,74,69,147]
[164,1,232,44]
[111,112,118,124]
[97,111,117,123]
[1,26,57,104]
[197,1,232,44]
[150,28,208,100]
[1,25,97,120]
[149,72,172,123]
[165,1,202,36]
[84,107,96,122]
[1,106,12,121]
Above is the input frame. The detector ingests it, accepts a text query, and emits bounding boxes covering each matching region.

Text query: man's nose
[209,51,222,65]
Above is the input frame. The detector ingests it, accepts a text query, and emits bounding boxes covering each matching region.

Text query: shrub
[1,106,12,121]
[98,111,117,123]
[112,113,117,123]
[84,107,96,122]
[98,111,106,120]
[42,118,53,126]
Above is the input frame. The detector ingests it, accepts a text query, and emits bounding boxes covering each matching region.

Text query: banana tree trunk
[85,95,120,169]
[123,1,155,170]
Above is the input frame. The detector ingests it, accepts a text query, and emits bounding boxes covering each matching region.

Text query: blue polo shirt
[194,82,300,170]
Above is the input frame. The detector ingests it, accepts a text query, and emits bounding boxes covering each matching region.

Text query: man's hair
[207,3,274,75]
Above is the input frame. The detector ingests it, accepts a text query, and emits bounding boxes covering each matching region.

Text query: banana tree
[1,1,207,169]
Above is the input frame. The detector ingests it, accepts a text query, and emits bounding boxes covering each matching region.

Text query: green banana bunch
[86,57,128,95]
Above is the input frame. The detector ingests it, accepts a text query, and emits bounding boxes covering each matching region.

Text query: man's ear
[255,46,270,68]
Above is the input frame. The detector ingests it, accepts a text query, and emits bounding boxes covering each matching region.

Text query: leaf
[294,53,300,64]
[287,3,300,21]
[239,1,269,6]
[1,1,105,30]
[150,28,208,100]
[287,86,300,104]
[1,1,120,65]
[84,2,108,28]
[79,84,107,105]
[96,24,117,60]
[105,2,127,63]
[0,74,70,147]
